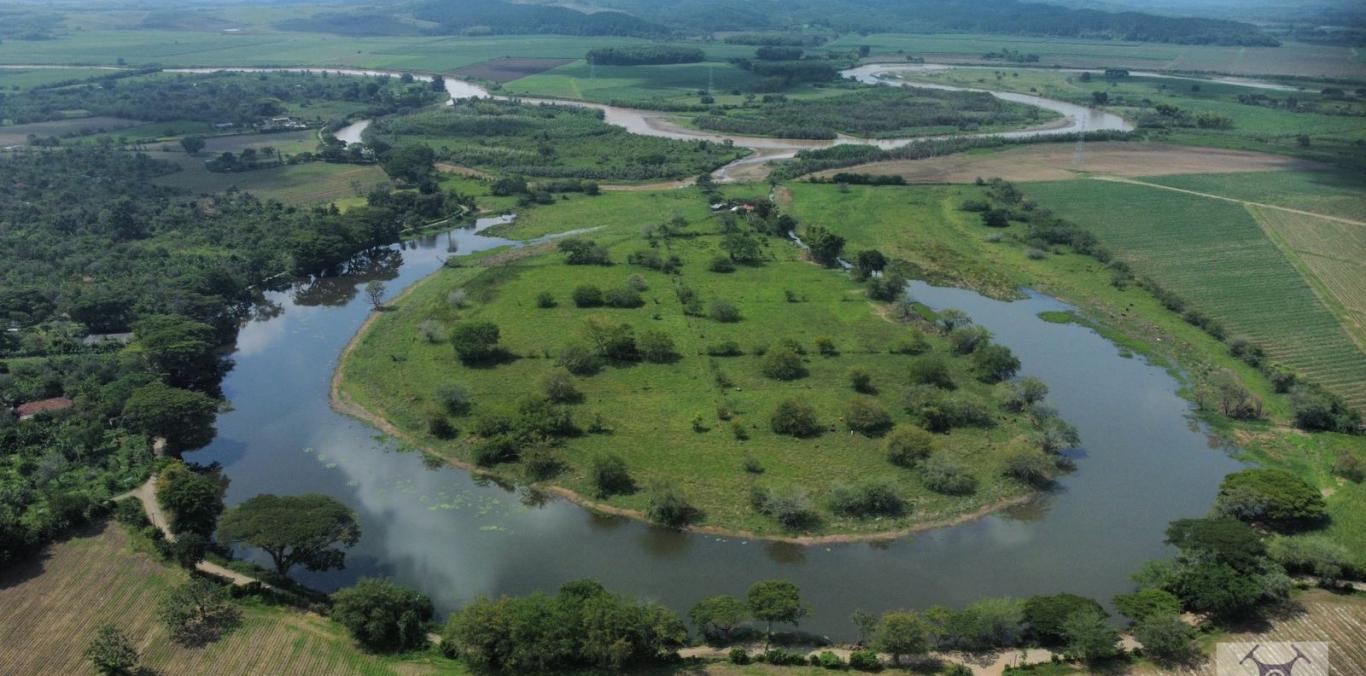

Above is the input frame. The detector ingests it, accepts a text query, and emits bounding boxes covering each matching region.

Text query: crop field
[1024,178,1366,411]
[811,142,1322,184]
[0,522,456,675]
[152,154,388,205]
[0,66,116,89]
[1180,591,1366,676]
[1148,170,1366,224]
[0,116,142,145]
[341,188,1048,536]
[836,33,1365,78]
[452,57,576,83]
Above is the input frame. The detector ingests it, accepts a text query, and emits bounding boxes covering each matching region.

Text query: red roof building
[16,397,74,420]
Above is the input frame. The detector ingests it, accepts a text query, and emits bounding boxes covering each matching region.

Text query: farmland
[151,155,389,206]
[339,187,1057,537]
[0,522,460,676]
[1023,178,1366,412]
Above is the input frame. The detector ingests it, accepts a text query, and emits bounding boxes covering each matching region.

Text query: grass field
[838,33,1366,79]
[1023,178,1366,412]
[1148,170,1366,223]
[0,116,141,145]
[501,60,833,108]
[0,522,460,675]
[0,66,116,90]
[152,153,388,206]
[341,188,1051,537]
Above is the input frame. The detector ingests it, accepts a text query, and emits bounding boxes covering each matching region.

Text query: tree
[802,225,845,267]
[981,209,1010,228]
[1133,612,1196,665]
[539,369,581,403]
[132,314,226,392]
[873,611,929,665]
[156,462,225,537]
[1214,468,1327,530]
[364,280,387,310]
[761,347,806,380]
[851,608,878,644]
[973,344,1021,382]
[936,308,972,332]
[85,625,139,675]
[1061,608,1120,663]
[590,454,634,497]
[690,595,749,641]
[217,493,361,578]
[637,330,676,363]
[770,398,821,437]
[331,578,434,653]
[1113,588,1181,625]
[747,580,806,647]
[381,143,436,183]
[179,135,206,155]
[450,321,501,363]
[158,578,240,646]
[646,481,699,527]
[1023,593,1106,645]
[852,249,887,280]
[885,424,935,467]
[122,382,219,452]
[845,397,892,435]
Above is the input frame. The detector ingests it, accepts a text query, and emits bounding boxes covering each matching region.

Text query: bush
[427,414,456,439]
[433,383,472,415]
[1266,534,1354,583]
[849,367,874,393]
[709,256,736,273]
[760,649,808,666]
[743,454,764,473]
[591,454,634,497]
[646,482,700,527]
[540,369,582,403]
[973,344,1020,383]
[449,321,501,363]
[845,398,892,435]
[771,399,821,437]
[729,647,751,664]
[920,455,978,495]
[331,578,434,653]
[827,479,907,517]
[949,326,991,355]
[1332,452,1364,483]
[158,578,240,647]
[1002,377,1048,412]
[710,300,742,323]
[638,330,676,363]
[604,286,645,308]
[557,344,602,376]
[626,274,648,291]
[707,340,743,356]
[885,425,935,467]
[751,485,818,529]
[85,625,139,676]
[848,649,881,671]
[472,434,520,466]
[1290,385,1362,433]
[558,238,610,265]
[516,395,577,437]
[888,332,930,354]
[535,291,557,308]
[1214,468,1327,530]
[1022,593,1106,645]
[1113,588,1182,625]
[418,319,446,343]
[815,336,837,356]
[817,650,846,669]
[572,285,604,308]
[1003,450,1055,487]
[761,348,807,380]
[907,356,954,389]
[522,445,564,480]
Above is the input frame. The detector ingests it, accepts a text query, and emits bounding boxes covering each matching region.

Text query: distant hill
[280,0,670,38]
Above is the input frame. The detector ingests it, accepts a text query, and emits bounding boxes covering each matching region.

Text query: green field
[0,66,117,90]
[502,60,831,107]
[1024,178,1366,411]
[838,33,1365,79]
[152,154,389,206]
[341,187,1054,536]
[1147,170,1366,222]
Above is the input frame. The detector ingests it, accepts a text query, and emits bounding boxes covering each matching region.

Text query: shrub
[558,238,610,265]
[845,398,892,435]
[710,300,742,323]
[591,454,634,497]
[1214,468,1327,530]
[743,454,764,473]
[516,395,577,437]
[827,479,907,517]
[446,289,468,309]
[751,485,818,529]
[418,319,446,343]
[885,425,935,467]
[920,455,978,495]
[521,445,564,480]
[473,434,520,466]
[583,318,638,361]
[949,326,991,355]
[1113,588,1182,625]
[888,332,930,354]
[817,650,846,669]
[449,321,501,363]
[85,625,139,675]
[535,291,557,308]
[427,414,456,439]
[761,649,808,666]
[572,285,604,308]
[1002,377,1048,412]
[973,344,1021,383]
[1331,452,1364,483]
[1290,385,1362,433]
[907,356,954,389]
[638,330,676,363]
[848,367,874,393]
[761,348,807,380]
[706,340,743,356]
[604,286,645,308]
[848,649,881,671]
[770,399,821,437]
[626,274,648,291]
[1266,534,1354,583]
[646,482,700,527]
[1022,593,1106,645]
[433,383,472,415]
[709,256,736,273]
[815,336,837,355]
[1132,612,1196,665]
[158,578,240,647]
[330,578,434,653]
[540,369,582,403]
[729,647,750,664]
[1003,450,1055,487]
[557,344,602,376]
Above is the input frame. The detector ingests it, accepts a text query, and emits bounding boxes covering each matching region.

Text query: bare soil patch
[454,57,575,83]
[813,142,1326,184]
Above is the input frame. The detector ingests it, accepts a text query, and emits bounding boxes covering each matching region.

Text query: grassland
[340,188,1053,538]
[1148,170,1366,223]
[1023,177,1366,411]
[0,522,461,675]
[837,33,1365,79]
[151,153,388,206]
[0,66,117,90]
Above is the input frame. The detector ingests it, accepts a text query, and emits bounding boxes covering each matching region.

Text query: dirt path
[1093,175,1366,228]
[121,476,265,587]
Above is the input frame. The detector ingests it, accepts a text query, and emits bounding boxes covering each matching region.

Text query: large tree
[331,578,434,653]
[132,315,227,393]
[873,610,930,665]
[217,494,361,578]
[155,462,226,537]
[689,595,749,641]
[746,579,806,647]
[122,382,219,452]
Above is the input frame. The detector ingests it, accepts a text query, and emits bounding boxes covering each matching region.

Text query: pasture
[152,154,389,206]
[0,522,458,675]
[0,116,141,145]
[341,188,1048,536]
[0,66,116,90]
[1023,178,1366,412]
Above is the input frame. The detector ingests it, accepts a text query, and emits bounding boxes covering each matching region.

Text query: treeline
[585,46,704,66]
[695,86,1044,139]
[369,99,743,181]
[0,71,442,126]
[411,0,667,37]
[722,33,828,47]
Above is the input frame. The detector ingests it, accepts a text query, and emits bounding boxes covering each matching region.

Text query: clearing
[812,142,1324,184]
[152,155,389,206]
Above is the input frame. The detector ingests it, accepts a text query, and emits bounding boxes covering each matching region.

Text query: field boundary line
[1091,175,1366,228]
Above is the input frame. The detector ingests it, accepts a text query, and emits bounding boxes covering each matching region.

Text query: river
[188,210,1244,637]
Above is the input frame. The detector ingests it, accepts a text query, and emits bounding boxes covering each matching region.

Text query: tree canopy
[217,493,361,578]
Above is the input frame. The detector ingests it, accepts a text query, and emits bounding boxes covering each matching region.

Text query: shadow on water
[190,224,1245,637]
